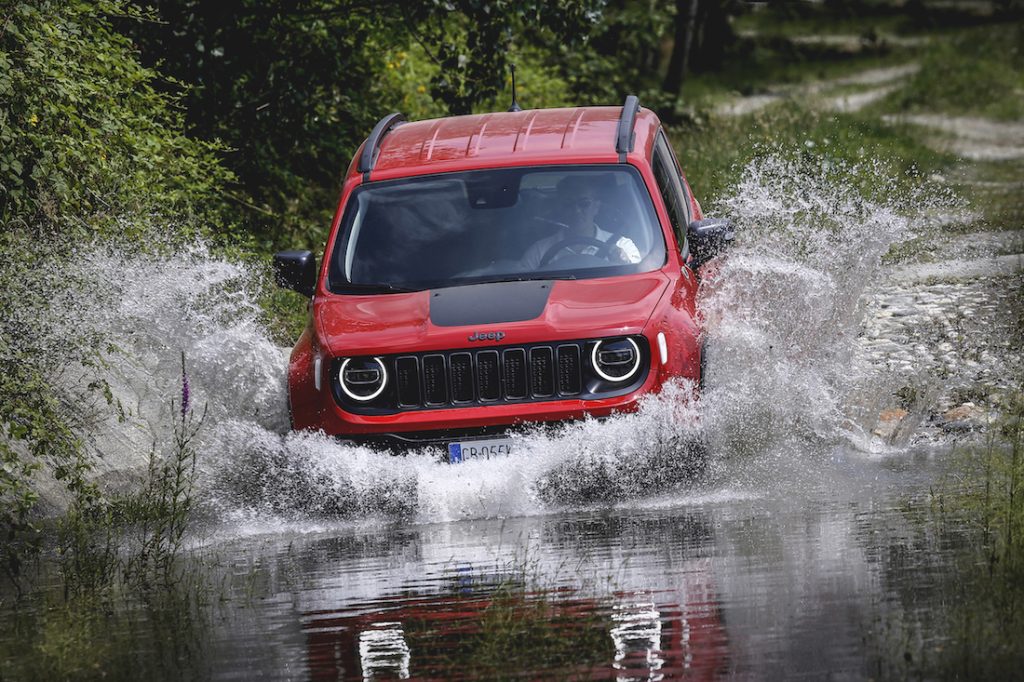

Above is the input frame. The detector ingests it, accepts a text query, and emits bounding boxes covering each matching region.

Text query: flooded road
[172,444,955,680]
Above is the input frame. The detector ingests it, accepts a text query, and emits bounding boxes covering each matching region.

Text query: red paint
[287,104,707,438]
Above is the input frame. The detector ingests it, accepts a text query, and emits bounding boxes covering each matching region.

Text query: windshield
[328,165,666,293]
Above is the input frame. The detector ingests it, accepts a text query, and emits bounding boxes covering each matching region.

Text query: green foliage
[540,0,678,105]
[409,0,603,115]
[123,358,205,590]
[0,232,96,588]
[401,556,614,677]
[0,0,235,238]
[669,103,954,208]
[0,0,232,587]
[0,570,211,680]
[54,354,206,597]
[923,392,1024,677]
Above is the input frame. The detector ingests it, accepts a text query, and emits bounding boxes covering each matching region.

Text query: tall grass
[45,353,206,598]
[124,352,206,590]
[918,390,1024,677]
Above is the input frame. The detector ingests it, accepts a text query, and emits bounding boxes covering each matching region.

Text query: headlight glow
[591,337,641,382]
[338,357,388,401]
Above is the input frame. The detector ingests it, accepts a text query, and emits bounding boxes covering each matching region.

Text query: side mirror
[687,218,735,269]
[273,250,317,297]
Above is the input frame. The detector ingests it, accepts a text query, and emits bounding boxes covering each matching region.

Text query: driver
[520,175,642,270]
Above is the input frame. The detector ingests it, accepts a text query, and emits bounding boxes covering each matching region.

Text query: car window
[652,131,692,256]
[328,165,666,293]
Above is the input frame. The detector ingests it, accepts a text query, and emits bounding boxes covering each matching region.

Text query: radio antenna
[508,63,522,112]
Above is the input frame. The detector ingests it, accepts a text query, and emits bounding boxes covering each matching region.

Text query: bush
[0,1,235,585]
[0,0,235,239]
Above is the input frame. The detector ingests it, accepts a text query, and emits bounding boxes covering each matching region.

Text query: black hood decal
[429,280,553,327]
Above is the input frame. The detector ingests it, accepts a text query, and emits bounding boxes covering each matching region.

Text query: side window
[652,131,692,257]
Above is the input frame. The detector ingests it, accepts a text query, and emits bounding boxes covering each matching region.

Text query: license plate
[448,437,513,463]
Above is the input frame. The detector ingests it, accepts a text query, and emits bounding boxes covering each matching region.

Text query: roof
[355,106,662,182]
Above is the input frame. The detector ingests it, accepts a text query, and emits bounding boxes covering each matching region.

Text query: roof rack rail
[615,95,640,161]
[358,112,406,179]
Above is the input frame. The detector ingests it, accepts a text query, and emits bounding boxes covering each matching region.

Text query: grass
[917,391,1024,677]
[681,50,913,106]
[881,23,1024,121]
[3,6,1022,678]
[670,102,956,210]
[403,586,615,679]
[0,354,208,677]
[0,568,212,681]
[732,2,915,38]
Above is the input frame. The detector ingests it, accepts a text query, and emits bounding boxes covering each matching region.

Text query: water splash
[202,381,703,525]
[698,154,949,461]
[28,153,956,527]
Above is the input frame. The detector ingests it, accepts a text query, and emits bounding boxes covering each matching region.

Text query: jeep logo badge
[468,331,505,342]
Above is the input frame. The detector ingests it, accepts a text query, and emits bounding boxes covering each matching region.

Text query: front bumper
[335,421,575,453]
[314,372,656,441]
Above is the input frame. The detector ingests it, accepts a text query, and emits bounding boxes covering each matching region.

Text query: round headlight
[338,357,387,401]
[591,338,641,382]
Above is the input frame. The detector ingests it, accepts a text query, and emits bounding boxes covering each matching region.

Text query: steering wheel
[538,236,613,267]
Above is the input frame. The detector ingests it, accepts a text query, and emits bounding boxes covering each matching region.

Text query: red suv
[274,96,733,461]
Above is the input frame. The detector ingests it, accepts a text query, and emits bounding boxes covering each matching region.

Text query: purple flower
[180,352,191,420]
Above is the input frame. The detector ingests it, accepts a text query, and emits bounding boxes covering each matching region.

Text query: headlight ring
[591,337,641,382]
[338,357,388,401]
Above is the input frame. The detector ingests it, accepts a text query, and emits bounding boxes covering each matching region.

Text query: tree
[662,0,738,96]
[128,0,602,248]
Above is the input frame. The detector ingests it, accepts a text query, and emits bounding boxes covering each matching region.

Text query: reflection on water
[611,598,664,677]
[0,140,1001,678]
[357,623,410,680]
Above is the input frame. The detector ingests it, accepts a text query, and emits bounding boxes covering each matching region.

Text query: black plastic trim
[615,95,640,158]
[335,421,575,454]
[358,112,406,179]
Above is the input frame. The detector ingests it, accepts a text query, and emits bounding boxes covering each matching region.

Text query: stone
[939,402,987,432]
[873,408,909,442]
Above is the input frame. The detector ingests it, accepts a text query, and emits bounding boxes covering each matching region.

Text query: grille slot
[503,349,528,399]
[395,356,421,406]
[529,347,555,397]
[422,354,448,405]
[450,353,474,403]
[557,345,582,395]
[477,351,501,401]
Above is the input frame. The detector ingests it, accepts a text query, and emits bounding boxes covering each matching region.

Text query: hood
[315,272,670,356]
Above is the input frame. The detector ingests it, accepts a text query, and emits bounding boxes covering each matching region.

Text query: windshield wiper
[335,282,422,294]
[479,274,578,284]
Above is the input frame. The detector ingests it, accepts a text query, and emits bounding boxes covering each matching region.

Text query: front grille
[334,336,649,414]
[477,350,501,401]
[395,356,421,406]
[450,353,474,403]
